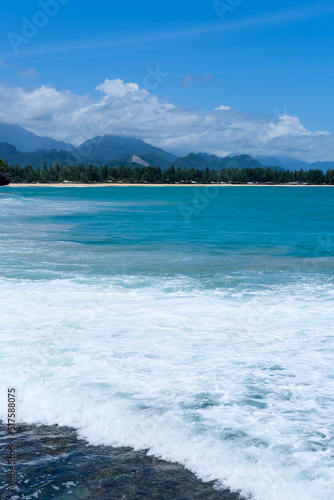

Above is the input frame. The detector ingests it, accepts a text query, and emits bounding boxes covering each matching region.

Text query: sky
[0,0,334,161]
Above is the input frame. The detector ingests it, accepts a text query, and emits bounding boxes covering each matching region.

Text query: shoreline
[5,182,334,188]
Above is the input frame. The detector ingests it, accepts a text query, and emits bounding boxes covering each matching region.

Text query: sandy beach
[7,183,333,188]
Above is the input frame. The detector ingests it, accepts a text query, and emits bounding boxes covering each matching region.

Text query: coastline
[5,183,334,188]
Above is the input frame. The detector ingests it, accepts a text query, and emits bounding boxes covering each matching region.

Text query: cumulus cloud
[96,79,144,98]
[0,78,333,161]
[214,105,231,111]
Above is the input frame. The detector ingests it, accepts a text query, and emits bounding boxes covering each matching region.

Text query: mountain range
[0,123,74,152]
[255,155,334,173]
[0,122,333,172]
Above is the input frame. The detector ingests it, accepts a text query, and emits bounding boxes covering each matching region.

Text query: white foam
[1,278,334,500]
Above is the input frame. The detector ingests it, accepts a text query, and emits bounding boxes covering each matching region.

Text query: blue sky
[1,0,334,160]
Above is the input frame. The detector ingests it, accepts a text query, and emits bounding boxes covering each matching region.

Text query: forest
[4,161,334,185]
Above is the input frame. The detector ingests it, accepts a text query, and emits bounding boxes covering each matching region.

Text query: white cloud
[214,105,231,111]
[96,79,144,98]
[19,67,39,78]
[0,79,333,162]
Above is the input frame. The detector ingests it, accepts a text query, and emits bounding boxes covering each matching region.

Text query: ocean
[0,186,333,499]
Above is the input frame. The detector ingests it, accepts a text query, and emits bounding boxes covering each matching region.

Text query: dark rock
[0,162,11,185]
[0,171,11,186]
[0,422,246,500]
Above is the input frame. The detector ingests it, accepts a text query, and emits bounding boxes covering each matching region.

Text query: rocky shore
[0,169,11,186]
[0,422,245,500]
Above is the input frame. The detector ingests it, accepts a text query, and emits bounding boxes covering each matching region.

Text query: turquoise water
[1,186,333,281]
[1,186,334,499]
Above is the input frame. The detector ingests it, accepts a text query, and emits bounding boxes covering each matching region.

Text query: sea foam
[1,277,333,500]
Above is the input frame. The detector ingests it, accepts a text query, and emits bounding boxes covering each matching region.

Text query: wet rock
[0,167,11,186]
[0,422,245,500]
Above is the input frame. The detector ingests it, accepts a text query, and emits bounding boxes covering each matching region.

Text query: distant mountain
[77,135,177,165]
[254,156,285,169]
[309,161,334,172]
[0,140,269,171]
[173,153,265,171]
[0,129,177,167]
[197,152,222,163]
[173,153,210,170]
[0,123,74,152]
[1,122,332,172]
[0,143,77,167]
[257,156,334,173]
[221,154,264,169]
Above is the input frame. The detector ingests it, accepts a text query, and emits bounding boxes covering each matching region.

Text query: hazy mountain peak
[77,135,177,163]
[0,122,74,153]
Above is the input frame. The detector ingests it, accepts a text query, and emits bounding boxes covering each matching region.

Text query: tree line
[5,161,334,184]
